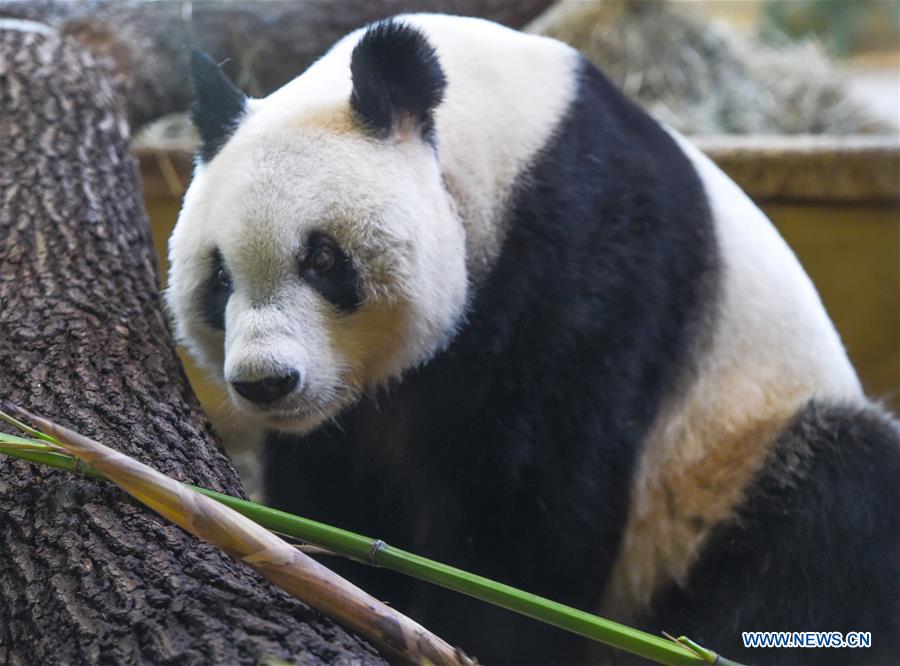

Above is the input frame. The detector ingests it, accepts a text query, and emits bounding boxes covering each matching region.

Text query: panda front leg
[642,400,900,666]
[262,419,420,610]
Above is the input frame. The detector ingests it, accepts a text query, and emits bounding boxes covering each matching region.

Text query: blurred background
[75,0,897,487]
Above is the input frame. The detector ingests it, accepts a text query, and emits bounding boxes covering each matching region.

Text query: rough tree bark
[0,0,554,129]
[0,24,386,665]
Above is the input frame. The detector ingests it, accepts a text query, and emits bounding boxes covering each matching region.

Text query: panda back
[602,119,863,621]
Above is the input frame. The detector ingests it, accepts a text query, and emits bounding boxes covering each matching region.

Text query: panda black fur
[168,16,900,666]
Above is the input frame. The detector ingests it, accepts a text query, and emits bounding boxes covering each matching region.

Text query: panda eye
[200,248,232,331]
[300,233,362,312]
[309,243,336,273]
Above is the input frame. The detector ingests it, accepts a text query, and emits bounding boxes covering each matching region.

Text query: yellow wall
[769,202,899,406]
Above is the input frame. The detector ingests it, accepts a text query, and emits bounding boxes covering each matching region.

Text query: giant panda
[167,14,899,665]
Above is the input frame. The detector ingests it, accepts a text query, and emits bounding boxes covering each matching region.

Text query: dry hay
[527,0,891,135]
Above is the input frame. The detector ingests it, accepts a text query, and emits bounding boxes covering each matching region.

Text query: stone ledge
[693,135,900,203]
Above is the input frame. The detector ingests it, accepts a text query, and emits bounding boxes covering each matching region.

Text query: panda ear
[349,20,446,143]
[189,48,247,162]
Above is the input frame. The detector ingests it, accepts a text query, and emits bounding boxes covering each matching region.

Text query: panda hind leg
[643,400,900,666]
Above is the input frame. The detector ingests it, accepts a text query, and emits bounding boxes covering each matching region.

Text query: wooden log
[0,21,385,664]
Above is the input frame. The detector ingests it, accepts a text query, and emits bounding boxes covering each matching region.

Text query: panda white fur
[167,15,900,665]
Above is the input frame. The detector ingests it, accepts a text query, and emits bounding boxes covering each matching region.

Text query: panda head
[166,20,467,434]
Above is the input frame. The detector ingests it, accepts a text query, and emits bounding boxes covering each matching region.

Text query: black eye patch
[199,248,232,330]
[299,232,363,312]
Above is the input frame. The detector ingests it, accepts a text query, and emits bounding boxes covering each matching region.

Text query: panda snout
[231,370,300,405]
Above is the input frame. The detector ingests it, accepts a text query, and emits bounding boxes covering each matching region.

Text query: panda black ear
[189,48,247,162]
[349,20,447,143]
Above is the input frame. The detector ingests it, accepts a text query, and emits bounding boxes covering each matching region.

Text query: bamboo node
[368,539,387,566]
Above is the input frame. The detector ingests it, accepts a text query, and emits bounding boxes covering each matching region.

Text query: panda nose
[231,371,299,404]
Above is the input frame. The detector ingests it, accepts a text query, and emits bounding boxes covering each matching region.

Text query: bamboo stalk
[0,404,474,666]
[0,406,735,666]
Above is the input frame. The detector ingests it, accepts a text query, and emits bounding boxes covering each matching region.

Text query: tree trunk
[0,23,385,665]
[0,0,553,129]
